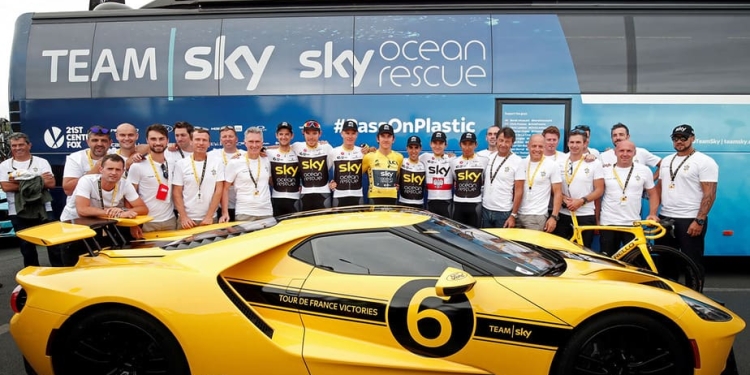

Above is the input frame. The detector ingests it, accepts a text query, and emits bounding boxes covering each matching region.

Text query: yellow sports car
[10,207,744,375]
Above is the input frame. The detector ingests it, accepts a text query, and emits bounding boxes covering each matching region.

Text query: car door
[292,229,573,375]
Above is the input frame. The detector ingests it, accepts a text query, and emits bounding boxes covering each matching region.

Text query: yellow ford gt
[10,207,744,375]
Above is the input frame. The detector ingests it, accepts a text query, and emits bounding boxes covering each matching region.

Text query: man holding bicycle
[600,140,660,255]
[657,124,717,275]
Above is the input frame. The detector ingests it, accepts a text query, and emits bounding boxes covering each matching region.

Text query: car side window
[306,231,463,276]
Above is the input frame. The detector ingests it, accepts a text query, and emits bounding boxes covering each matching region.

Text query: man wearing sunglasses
[127,124,177,237]
[62,125,113,206]
[292,120,333,210]
[656,124,718,277]
[209,126,245,221]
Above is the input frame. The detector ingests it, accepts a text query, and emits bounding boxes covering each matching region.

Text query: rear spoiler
[16,216,153,257]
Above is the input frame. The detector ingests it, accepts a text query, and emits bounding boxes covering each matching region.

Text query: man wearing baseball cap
[399,135,427,208]
[420,131,454,217]
[657,124,718,278]
[450,132,488,226]
[363,123,403,204]
[292,120,333,210]
[328,120,364,206]
[269,121,300,216]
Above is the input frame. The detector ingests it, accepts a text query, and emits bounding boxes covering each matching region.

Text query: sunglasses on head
[304,121,321,129]
[574,125,590,132]
[671,135,689,142]
[570,128,587,135]
[89,126,111,135]
[160,163,169,180]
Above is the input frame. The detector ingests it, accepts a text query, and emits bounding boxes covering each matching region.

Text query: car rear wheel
[53,307,189,375]
[554,312,691,375]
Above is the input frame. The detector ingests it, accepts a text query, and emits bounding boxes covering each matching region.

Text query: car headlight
[681,295,732,322]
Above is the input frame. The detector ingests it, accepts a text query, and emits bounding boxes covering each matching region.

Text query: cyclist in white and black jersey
[451,132,488,227]
[399,136,427,209]
[269,122,300,216]
[419,131,454,217]
[292,120,333,211]
[328,120,364,207]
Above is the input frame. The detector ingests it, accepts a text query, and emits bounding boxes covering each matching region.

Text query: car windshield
[411,217,559,276]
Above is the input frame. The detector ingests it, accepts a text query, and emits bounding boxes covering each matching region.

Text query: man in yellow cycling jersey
[363,124,404,205]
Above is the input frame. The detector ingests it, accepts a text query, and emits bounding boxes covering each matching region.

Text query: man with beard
[512,134,562,232]
[600,123,661,174]
[165,121,195,168]
[172,128,228,228]
[63,125,113,204]
[127,124,177,237]
[657,124,717,277]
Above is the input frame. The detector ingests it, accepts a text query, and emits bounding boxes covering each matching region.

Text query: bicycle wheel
[620,245,703,292]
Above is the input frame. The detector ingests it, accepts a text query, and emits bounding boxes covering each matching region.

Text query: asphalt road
[1,242,748,375]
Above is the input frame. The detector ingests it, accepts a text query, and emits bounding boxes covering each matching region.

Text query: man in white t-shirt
[477,125,500,159]
[600,140,659,255]
[224,127,273,221]
[511,134,562,232]
[165,121,195,168]
[62,125,113,201]
[208,126,245,221]
[481,127,522,228]
[600,123,661,174]
[127,124,177,236]
[172,128,227,228]
[59,154,149,265]
[572,124,600,157]
[0,132,61,267]
[657,124,718,275]
[554,129,604,247]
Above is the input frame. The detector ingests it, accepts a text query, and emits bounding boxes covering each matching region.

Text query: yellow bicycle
[570,213,703,292]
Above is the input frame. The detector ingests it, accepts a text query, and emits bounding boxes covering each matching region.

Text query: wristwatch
[510,212,518,218]
[694,218,706,226]
[550,214,560,221]
[581,196,589,204]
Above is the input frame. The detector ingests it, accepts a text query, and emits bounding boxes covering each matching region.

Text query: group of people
[1,119,716,275]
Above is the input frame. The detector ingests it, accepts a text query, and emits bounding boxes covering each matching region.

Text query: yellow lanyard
[222,151,240,165]
[527,156,545,190]
[564,157,584,185]
[98,177,119,208]
[148,155,162,185]
[87,150,95,169]
[613,164,634,195]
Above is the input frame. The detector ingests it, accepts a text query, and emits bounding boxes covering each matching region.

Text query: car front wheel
[554,311,691,375]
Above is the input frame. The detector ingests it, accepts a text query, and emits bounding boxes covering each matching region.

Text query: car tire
[553,311,691,375]
[53,307,190,375]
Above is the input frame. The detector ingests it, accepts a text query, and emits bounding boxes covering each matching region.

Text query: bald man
[510,134,562,232]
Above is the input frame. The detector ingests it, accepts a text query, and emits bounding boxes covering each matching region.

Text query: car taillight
[10,285,27,313]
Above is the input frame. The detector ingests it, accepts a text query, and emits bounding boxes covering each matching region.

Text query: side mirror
[435,267,475,297]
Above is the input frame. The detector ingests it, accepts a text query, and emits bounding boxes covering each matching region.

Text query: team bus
[7,0,750,256]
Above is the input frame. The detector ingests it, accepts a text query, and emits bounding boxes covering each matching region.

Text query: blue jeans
[481,208,511,228]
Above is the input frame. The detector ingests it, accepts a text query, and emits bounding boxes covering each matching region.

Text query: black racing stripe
[474,317,571,347]
[218,277,274,338]
[229,281,387,323]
